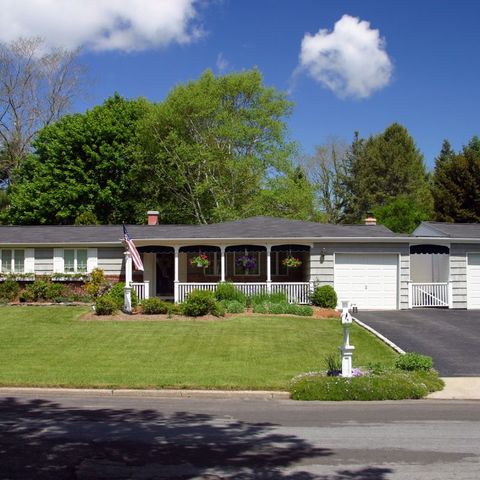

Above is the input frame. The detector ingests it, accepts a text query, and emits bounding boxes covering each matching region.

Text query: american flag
[123,225,144,271]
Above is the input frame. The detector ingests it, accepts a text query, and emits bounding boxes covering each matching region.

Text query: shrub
[252,302,268,314]
[395,352,434,372]
[0,280,20,303]
[221,300,245,314]
[250,291,287,305]
[45,282,67,302]
[251,300,313,316]
[105,282,138,310]
[290,369,444,401]
[85,268,108,298]
[182,289,220,317]
[95,295,118,315]
[215,282,246,305]
[324,353,342,376]
[311,285,337,308]
[141,297,169,314]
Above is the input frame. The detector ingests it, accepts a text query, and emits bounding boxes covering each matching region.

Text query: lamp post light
[340,300,355,377]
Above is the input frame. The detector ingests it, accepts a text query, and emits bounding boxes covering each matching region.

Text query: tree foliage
[344,123,432,224]
[373,195,431,233]
[134,69,296,224]
[431,137,480,222]
[4,94,148,224]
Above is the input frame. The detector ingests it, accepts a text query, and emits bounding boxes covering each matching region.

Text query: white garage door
[334,254,398,310]
[467,254,480,309]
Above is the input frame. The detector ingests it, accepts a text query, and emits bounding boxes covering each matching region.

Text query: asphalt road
[1,392,479,479]
[354,309,480,376]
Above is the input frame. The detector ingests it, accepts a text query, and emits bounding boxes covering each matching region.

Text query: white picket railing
[131,281,150,301]
[177,282,311,304]
[410,282,449,308]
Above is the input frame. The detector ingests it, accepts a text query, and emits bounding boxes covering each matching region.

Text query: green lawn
[0,306,397,390]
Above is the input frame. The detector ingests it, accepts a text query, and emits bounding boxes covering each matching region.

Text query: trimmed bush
[105,282,138,310]
[311,285,337,308]
[215,282,246,305]
[252,302,269,314]
[395,352,434,372]
[290,369,444,401]
[141,297,169,314]
[287,304,313,317]
[221,300,245,314]
[95,295,118,315]
[0,280,20,303]
[182,289,221,317]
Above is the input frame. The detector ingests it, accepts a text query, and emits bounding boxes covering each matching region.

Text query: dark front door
[156,253,174,296]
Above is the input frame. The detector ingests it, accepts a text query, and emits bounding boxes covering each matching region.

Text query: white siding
[448,244,480,309]
[97,247,124,276]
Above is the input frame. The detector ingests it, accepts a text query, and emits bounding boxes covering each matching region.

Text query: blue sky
[3,0,480,169]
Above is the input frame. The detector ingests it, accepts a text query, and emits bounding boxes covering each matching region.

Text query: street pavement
[354,309,480,376]
[1,391,479,479]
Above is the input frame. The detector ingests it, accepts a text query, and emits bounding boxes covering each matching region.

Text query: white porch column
[407,281,413,309]
[220,246,226,282]
[266,245,272,293]
[174,246,180,303]
[124,250,132,313]
[448,280,453,309]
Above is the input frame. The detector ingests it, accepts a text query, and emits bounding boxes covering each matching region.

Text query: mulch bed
[81,307,340,322]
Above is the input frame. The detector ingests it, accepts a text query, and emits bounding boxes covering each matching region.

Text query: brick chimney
[147,211,159,225]
[364,212,377,226]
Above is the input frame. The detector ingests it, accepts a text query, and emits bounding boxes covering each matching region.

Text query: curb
[0,387,290,400]
[353,316,406,354]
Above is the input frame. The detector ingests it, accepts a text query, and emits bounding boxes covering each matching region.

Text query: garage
[334,253,399,310]
[467,253,480,309]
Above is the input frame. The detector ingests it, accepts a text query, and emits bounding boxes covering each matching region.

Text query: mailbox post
[340,301,355,377]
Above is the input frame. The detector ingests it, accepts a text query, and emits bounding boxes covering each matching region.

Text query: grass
[0,306,397,390]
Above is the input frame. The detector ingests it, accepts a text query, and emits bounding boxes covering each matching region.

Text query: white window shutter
[87,248,98,273]
[53,248,64,273]
[24,248,35,273]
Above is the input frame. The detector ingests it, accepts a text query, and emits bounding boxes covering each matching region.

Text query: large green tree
[134,69,297,224]
[4,94,148,224]
[344,123,432,224]
[431,137,480,222]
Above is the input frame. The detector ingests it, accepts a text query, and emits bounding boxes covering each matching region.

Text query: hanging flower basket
[190,254,210,269]
[236,254,257,272]
[282,256,302,268]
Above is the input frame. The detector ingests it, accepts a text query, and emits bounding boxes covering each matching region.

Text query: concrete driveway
[354,309,480,376]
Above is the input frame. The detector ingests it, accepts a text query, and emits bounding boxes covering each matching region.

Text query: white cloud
[0,0,202,52]
[299,15,393,99]
[216,52,229,73]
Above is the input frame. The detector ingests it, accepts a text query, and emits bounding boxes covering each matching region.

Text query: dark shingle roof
[415,221,480,239]
[0,216,399,245]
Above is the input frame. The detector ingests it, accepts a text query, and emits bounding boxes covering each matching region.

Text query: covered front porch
[131,244,312,304]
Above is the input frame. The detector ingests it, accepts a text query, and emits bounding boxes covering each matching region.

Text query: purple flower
[352,368,364,377]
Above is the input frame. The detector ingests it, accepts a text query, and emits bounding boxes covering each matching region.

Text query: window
[64,249,88,273]
[234,251,260,276]
[1,249,24,273]
[271,251,288,276]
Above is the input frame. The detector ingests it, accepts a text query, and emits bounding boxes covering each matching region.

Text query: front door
[156,253,174,296]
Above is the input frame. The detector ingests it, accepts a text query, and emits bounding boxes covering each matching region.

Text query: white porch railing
[177,282,311,304]
[131,281,149,301]
[410,282,449,308]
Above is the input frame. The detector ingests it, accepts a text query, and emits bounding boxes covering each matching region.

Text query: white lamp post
[340,300,355,377]
[124,250,132,313]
